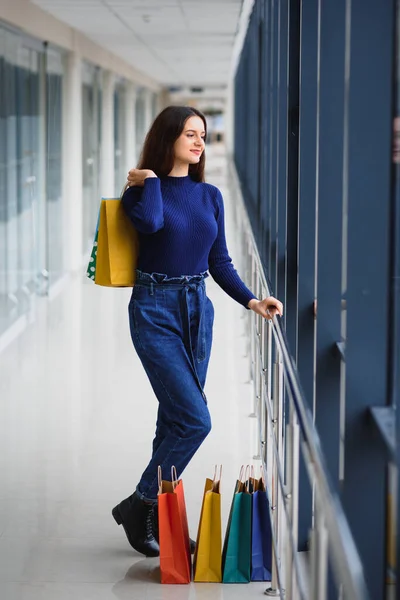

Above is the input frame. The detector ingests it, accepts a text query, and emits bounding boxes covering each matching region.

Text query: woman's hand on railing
[247,297,283,320]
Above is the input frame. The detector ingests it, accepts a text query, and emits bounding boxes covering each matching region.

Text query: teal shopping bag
[222,467,252,583]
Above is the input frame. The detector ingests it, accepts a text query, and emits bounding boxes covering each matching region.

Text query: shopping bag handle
[237,465,250,491]
[243,465,250,484]
[213,464,222,483]
[158,465,163,493]
[171,465,179,489]
[247,464,257,493]
[158,465,180,491]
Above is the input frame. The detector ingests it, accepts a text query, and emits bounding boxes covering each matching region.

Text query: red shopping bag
[158,466,191,584]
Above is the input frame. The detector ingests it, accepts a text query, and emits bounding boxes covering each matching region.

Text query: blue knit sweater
[121,175,257,308]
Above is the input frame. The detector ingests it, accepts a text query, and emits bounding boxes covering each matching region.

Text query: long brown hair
[137,106,207,182]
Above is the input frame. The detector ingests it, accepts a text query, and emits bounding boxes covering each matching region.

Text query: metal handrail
[229,160,370,600]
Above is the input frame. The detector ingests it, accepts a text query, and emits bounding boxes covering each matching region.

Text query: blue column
[268,0,278,290]
[315,2,347,595]
[394,2,400,592]
[285,0,300,353]
[314,0,346,496]
[296,0,319,551]
[258,0,269,263]
[276,0,288,307]
[341,1,394,597]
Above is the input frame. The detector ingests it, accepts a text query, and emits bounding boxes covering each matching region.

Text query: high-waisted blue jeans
[128,269,215,501]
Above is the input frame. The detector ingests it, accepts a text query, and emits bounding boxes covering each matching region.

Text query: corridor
[0,0,398,597]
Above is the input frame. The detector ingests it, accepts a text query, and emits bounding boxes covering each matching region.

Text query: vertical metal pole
[311,503,329,600]
[266,322,274,494]
[291,415,300,599]
[260,304,268,459]
[285,420,294,600]
[251,267,260,419]
[253,278,262,458]
[251,318,259,420]
[244,235,252,360]
[285,402,300,600]
[249,253,256,386]
[276,356,285,577]
[254,367,264,460]
[310,524,318,599]
[265,357,283,597]
[267,323,273,401]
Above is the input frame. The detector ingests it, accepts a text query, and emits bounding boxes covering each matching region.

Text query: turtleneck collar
[160,175,196,187]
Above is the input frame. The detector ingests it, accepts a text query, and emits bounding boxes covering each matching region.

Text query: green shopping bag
[86,225,99,281]
[222,466,252,583]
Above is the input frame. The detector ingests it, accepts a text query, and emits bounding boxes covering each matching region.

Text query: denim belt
[135,269,208,287]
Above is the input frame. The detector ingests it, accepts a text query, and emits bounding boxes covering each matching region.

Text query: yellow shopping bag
[193,466,222,583]
[88,198,138,287]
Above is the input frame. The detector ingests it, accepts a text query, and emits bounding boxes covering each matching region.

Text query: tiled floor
[0,147,269,599]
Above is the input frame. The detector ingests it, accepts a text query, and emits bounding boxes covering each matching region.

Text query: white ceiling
[30,0,244,88]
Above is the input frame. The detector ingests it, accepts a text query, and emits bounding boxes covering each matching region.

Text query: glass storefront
[0,23,66,337]
[0,22,148,340]
[46,47,65,285]
[81,62,102,254]
[0,26,45,334]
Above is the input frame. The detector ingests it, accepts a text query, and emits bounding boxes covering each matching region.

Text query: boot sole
[112,505,160,558]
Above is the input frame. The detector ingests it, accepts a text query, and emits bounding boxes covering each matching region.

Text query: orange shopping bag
[158,466,191,584]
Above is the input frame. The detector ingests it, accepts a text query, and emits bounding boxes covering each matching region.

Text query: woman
[112,106,283,557]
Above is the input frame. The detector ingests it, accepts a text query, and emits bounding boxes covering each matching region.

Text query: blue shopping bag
[251,472,273,581]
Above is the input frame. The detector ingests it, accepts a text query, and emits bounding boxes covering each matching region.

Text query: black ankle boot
[112,491,160,557]
[152,503,196,554]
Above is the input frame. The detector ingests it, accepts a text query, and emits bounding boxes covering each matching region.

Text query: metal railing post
[310,501,329,600]
[285,401,300,600]
[265,355,284,597]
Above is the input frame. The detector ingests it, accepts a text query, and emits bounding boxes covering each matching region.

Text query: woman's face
[173,116,206,166]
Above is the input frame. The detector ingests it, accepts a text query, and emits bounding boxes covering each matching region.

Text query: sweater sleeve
[208,188,257,309]
[121,177,164,234]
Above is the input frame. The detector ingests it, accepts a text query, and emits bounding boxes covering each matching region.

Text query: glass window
[0,26,9,332]
[16,42,45,297]
[82,62,102,253]
[46,47,65,285]
[0,25,46,335]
